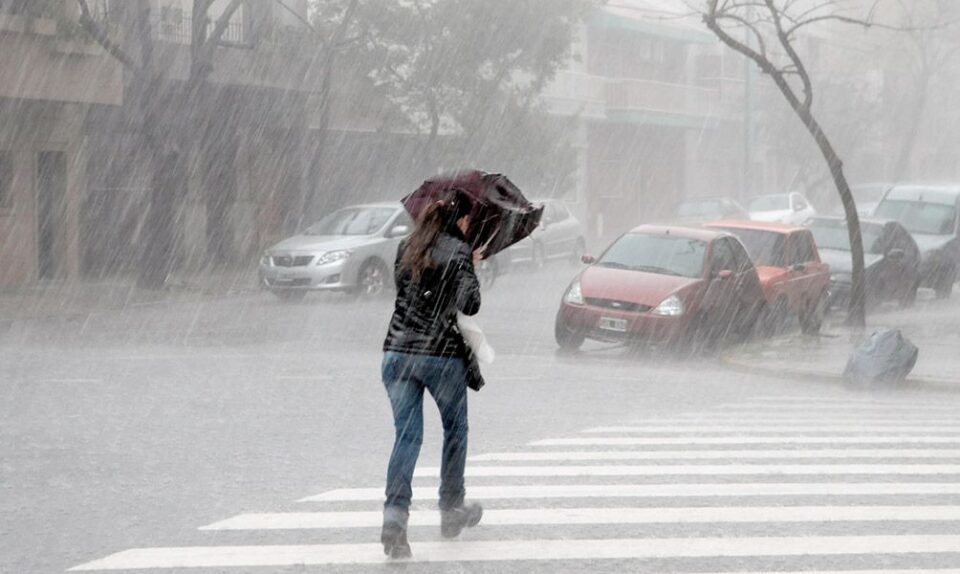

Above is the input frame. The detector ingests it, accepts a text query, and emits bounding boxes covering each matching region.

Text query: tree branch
[77,0,139,70]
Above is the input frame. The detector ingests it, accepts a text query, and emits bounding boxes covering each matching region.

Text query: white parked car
[508,199,586,267]
[748,192,816,225]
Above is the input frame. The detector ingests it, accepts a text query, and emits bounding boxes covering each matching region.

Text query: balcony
[542,71,735,126]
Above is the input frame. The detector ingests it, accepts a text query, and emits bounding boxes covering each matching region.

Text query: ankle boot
[381,507,411,559]
[440,502,483,538]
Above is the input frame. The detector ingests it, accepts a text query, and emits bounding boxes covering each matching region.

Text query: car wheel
[531,242,546,270]
[274,290,306,302]
[687,312,719,355]
[477,258,497,291]
[934,266,956,299]
[554,314,585,352]
[800,292,825,335]
[570,238,586,265]
[357,259,389,299]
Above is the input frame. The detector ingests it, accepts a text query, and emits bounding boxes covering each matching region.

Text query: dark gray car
[807,216,921,310]
[873,184,960,298]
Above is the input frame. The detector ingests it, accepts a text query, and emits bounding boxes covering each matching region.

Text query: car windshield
[598,233,706,278]
[852,185,886,204]
[304,207,396,236]
[715,228,785,267]
[809,220,884,254]
[874,200,957,236]
[677,200,720,218]
[748,194,789,212]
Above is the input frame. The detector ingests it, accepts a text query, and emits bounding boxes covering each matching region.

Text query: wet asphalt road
[3,264,960,573]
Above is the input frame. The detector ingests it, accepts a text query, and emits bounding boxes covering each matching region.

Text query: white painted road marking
[67,535,960,570]
[414,463,960,478]
[200,505,960,531]
[470,449,960,462]
[301,482,960,502]
[586,425,960,433]
[531,436,960,446]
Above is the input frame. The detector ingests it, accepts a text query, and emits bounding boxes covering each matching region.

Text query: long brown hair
[401,189,474,283]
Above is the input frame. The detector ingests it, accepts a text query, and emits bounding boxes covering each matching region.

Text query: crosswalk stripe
[585,426,960,433]
[640,417,960,423]
[470,449,960,462]
[199,505,960,531]
[732,396,954,405]
[531,436,960,446]
[415,464,960,478]
[712,404,959,412]
[300,482,960,502]
[66,535,960,570]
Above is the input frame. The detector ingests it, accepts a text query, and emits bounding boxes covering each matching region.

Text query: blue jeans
[382,351,469,512]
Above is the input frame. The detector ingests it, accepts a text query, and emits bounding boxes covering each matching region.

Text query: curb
[720,345,960,394]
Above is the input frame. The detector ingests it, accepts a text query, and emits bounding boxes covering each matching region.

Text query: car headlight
[260,253,272,267]
[652,294,684,316]
[564,280,584,305]
[316,250,353,266]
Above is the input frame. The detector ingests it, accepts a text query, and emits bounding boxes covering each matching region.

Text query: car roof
[705,220,804,234]
[628,224,724,242]
[883,185,960,205]
[808,215,895,228]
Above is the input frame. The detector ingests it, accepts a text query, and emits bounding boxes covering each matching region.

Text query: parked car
[554,225,765,351]
[258,202,412,300]
[873,184,960,298]
[509,199,586,267]
[674,196,748,223]
[747,192,816,225]
[704,221,830,334]
[806,216,921,310]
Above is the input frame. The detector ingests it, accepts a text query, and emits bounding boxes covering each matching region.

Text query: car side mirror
[792,263,806,272]
[887,248,905,261]
[717,270,734,280]
[581,254,596,265]
[793,203,805,212]
[387,225,410,238]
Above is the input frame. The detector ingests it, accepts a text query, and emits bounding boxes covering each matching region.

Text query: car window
[597,233,706,279]
[809,219,885,254]
[392,211,413,230]
[304,207,396,236]
[715,228,784,267]
[552,203,570,222]
[788,232,817,264]
[748,195,790,212]
[874,199,958,236]
[793,195,809,211]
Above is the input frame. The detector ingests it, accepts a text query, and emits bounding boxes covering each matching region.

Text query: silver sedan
[258,202,412,300]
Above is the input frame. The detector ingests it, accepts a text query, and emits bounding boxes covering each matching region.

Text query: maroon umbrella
[401,170,544,259]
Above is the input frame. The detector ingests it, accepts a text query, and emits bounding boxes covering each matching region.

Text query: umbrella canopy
[402,170,544,259]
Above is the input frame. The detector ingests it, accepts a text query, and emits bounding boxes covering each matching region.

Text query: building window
[0,151,13,209]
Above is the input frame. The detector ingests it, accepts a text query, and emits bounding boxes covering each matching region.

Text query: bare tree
[698,0,889,327]
[77,0,249,287]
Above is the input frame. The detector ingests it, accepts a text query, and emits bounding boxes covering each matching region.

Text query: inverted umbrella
[401,170,543,259]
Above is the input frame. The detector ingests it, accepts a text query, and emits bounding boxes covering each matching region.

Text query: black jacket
[383,227,481,357]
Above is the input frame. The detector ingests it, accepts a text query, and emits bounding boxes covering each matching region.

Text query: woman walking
[380,188,484,559]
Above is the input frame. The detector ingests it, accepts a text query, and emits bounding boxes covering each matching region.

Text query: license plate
[598,316,628,332]
[278,272,293,280]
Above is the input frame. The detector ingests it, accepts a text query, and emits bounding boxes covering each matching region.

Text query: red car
[555,225,765,351]
[705,221,830,334]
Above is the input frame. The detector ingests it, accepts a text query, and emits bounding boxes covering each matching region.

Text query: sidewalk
[723,298,960,389]
[0,267,260,323]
